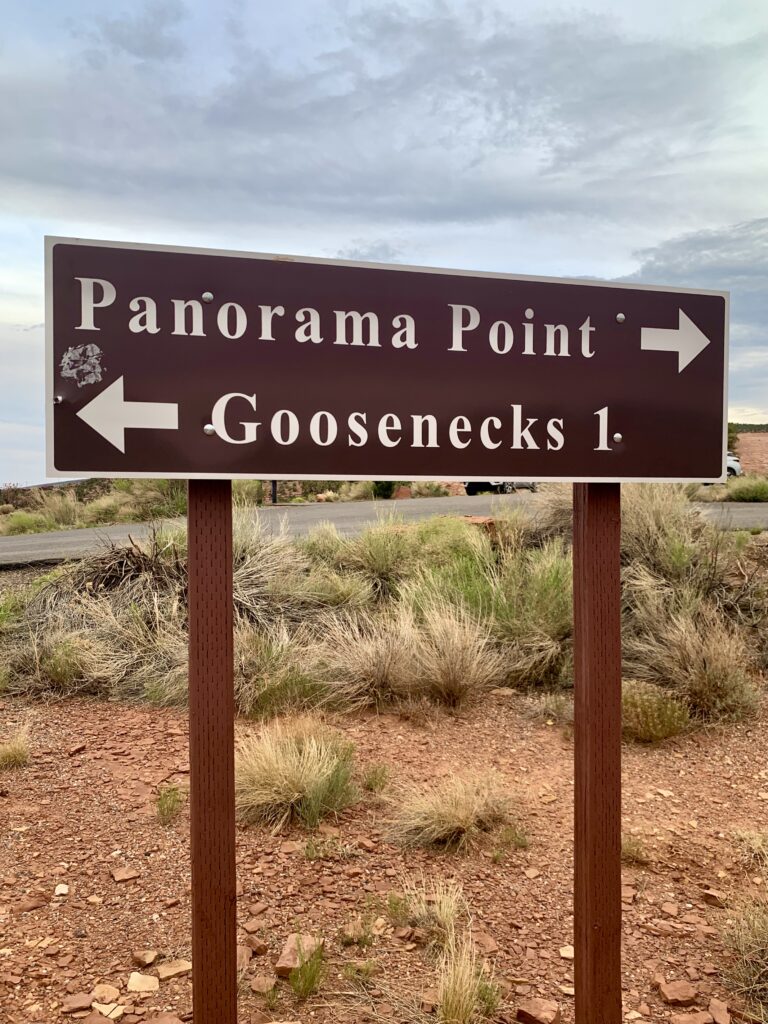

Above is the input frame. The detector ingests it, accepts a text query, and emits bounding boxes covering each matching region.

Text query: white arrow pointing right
[76,376,179,453]
[640,309,711,373]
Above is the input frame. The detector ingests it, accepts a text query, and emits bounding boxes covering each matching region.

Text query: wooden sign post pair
[185,478,622,1023]
[45,237,727,1024]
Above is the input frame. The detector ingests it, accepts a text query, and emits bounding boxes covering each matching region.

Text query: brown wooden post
[573,482,622,1024]
[188,479,237,1024]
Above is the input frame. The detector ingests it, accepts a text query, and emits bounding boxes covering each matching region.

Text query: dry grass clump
[734,831,768,874]
[337,517,413,597]
[728,476,768,502]
[437,934,500,1024]
[288,944,325,1000]
[234,716,357,830]
[531,483,706,579]
[621,834,651,865]
[156,783,184,824]
[397,874,467,946]
[624,594,758,720]
[291,566,375,610]
[231,510,311,625]
[0,724,30,770]
[493,539,573,688]
[299,522,346,566]
[234,620,326,718]
[524,692,574,727]
[414,601,506,707]
[723,899,768,1020]
[3,593,187,703]
[311,610,417,710]
[621,680,690,743]
[389,775,511,851]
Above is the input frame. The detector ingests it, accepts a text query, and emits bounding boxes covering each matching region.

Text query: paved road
[1,494,767,567]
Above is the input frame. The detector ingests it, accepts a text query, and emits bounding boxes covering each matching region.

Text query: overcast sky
[1,0,766,484]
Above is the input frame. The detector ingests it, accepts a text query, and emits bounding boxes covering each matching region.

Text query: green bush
[727,476,768,502]
[234,622,327,718]
[372,481,400,499]
[622,680,690,742]
[412,481,449,498]
[233,479,266,504]
[300,480,342,498]
[0,510,54,535]
[340,519,412,597]
[624,599,758,721]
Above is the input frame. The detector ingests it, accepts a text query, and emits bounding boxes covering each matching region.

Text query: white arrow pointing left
[76,376,179,453]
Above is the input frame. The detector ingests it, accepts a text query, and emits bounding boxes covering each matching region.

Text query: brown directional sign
[45,237,728,481]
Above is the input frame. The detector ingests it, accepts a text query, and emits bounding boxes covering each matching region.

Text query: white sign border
[44,235,730,484]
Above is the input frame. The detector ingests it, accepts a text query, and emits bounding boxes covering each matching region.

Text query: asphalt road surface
[1,493,767,567]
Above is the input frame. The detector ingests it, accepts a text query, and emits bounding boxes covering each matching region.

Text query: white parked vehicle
[726,452,742,477]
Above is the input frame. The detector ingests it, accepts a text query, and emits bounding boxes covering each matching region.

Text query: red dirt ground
[1,689,766,1024]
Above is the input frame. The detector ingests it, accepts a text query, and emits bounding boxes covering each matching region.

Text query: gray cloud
[89,0,187,62]
[621,218,768,416]
[0,3,764,231]
[335,239,405,262]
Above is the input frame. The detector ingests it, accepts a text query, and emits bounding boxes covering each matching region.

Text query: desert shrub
[232,479,265,504]
[232,510,311,624]
[0,483,24,507]
[372,481,399,499]
[533,483,710,579]
[624,594,757,720]
[29,632,103,694]
[362,763,390,793]
[437,934,500,1024]
[389,775,511,850]
[524,692,574,726]
[412,481,449,498]
[299,480,341,499]
[621,680,690,742]
[621,834,651,865]
[0,592,28,629]
[0,503,14,515]
[31,488,81,527]
[493,539,573,688]
[310,610,417,710]
[398,874,467,946]
[0,724,30,769]
[156,783,184,824]
[723,900,768,1019]
[338,480,375,501]
[298,567,374,609]
[0,510,53,535]
[412,516,494,570]
[338,518,412,597]
[234,621,326,718]
[491,824,529,863]
[414,601,506,707]
[299,523,345,566]
[234,716,357,829]
[734,831,768,873]
[495,538,572,641]
[288,944,325,1000]
[81,479,187,525]
[728,476,768,502]
[4,589,187,704]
